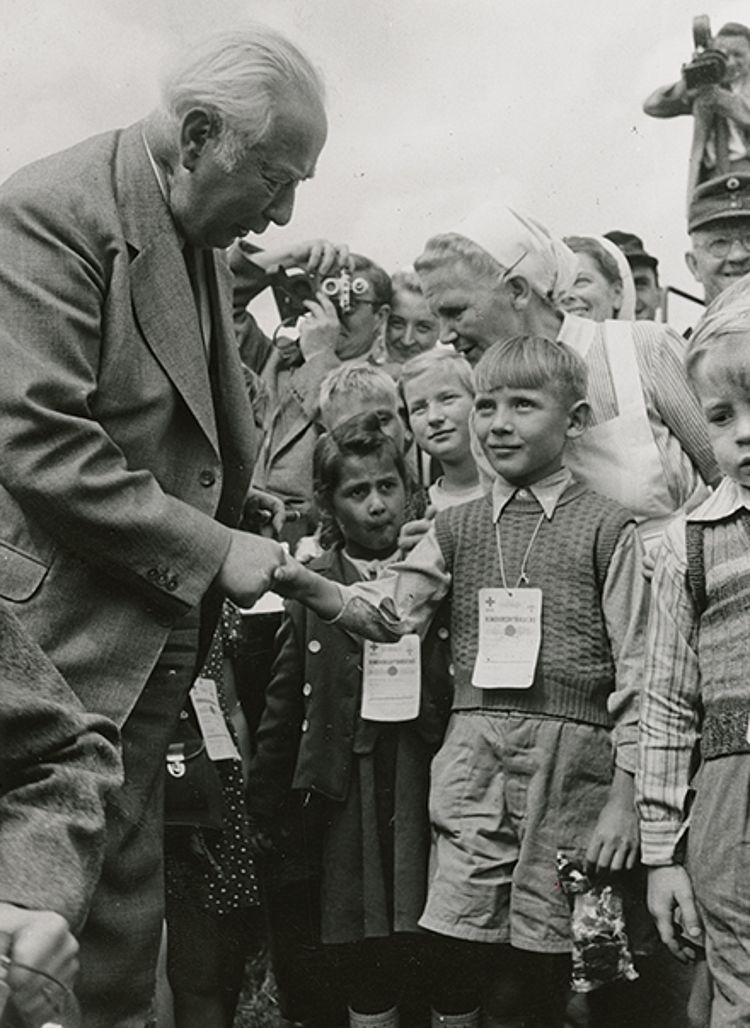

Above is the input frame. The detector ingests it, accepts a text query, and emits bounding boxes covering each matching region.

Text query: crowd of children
[161,232,750,1028]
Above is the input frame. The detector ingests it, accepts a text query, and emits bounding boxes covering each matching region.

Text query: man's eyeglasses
[697,233,750,258]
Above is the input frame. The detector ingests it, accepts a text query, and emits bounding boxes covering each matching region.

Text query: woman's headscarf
[593,234,636,321]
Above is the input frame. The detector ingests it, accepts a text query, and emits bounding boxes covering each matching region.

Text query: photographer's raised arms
[644,18,750,201]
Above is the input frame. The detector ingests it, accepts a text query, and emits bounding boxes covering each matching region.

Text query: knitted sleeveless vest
[433,481,632,725]
[688,511,750,759]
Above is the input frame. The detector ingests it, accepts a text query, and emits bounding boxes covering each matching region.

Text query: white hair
[161,26,325,170]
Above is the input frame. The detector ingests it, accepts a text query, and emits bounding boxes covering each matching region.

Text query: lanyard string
[495,509,546,591]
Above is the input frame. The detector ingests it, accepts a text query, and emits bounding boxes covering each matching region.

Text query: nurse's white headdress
[453,203,578,306]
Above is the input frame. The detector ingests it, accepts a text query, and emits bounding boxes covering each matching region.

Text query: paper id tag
[190,676,241,761]
[361,634,421,722]
[472,587,542,689]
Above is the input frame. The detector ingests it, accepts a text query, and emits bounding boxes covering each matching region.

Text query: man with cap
[686,172,750,304]
[605,230,662,321]
[414,205,718,550]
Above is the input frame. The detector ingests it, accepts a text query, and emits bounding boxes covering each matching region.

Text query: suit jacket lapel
[208,251,256,522]
[115,123,219,453]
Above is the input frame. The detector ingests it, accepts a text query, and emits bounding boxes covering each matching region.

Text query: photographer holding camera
[248,252,392,546]
[644,21,750,188]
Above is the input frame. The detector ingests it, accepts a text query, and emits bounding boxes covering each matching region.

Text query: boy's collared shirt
[638,476,750,865]
[491,466,572,520]
[332,467,646,772]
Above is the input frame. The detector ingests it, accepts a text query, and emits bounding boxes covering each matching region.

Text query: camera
[270,266,369,325]
[319,268,370,315]
[682,15,728,90]
[269,268,316,324]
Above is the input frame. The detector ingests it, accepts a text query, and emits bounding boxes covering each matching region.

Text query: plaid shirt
[637,476,750,864]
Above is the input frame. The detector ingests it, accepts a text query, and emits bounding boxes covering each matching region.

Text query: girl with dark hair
[247,412,452,1028]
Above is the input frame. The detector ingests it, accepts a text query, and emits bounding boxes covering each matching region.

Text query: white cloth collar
[343,549,401,580]
[491,466,573,522]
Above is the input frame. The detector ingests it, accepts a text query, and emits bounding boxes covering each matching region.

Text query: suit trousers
[76,617,200,1028]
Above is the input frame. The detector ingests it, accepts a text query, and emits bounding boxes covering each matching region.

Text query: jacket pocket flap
[0,542,50,601]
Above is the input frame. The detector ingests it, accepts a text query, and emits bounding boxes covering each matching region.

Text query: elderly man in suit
[0,26,327,1028]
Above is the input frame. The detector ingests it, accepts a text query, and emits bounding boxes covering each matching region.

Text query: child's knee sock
[348,1006,399,1028]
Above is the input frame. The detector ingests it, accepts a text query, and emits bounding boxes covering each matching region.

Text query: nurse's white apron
[565,319,680,550]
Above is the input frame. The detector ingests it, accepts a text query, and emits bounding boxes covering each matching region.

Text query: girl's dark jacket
[246,545,453,821]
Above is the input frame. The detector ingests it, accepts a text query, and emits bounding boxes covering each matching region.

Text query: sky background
[2,0,748,332]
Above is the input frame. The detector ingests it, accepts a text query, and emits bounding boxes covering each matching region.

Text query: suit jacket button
[301,718,309,732]
[308,640,321,654]
[199,470,216,487]
[165,576,178,592]
[303,683,312,697]
[147,568,158,580]
[437,626,449,640]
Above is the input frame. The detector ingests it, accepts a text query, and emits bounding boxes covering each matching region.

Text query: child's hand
[647,865,703,963]
[586,768,639,872]
[585,794,640,873]
[299,293,340,361]
[271,554,305,597]
[398,505,435,554]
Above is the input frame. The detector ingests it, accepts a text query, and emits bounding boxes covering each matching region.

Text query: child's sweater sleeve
[332,526,452,640]
[601,522,649,775]
[636,517,702,866]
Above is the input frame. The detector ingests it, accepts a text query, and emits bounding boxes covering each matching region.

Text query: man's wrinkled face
[687,217,750,304]
[418,260,523,366]
[170,101,327,249]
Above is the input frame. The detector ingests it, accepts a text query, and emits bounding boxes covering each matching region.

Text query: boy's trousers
[688,753,750,1027]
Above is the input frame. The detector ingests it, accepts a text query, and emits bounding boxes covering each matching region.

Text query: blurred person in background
[0,607,121,1025]
[605,231,663,321]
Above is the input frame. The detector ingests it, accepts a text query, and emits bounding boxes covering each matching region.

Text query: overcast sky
[2,0,747,330]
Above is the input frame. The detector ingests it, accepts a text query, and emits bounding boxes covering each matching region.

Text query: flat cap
[688,173,750,232]
[604,230,658,271]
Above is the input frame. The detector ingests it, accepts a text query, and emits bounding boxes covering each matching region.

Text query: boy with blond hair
[637,277,750,1025]
[276,335,648,1027]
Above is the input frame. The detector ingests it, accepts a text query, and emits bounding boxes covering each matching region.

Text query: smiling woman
[560,236,628,321]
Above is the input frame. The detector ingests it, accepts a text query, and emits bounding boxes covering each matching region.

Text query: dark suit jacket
[247,546,453,819]
[0,607,122,929]
[0,123,256,724]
